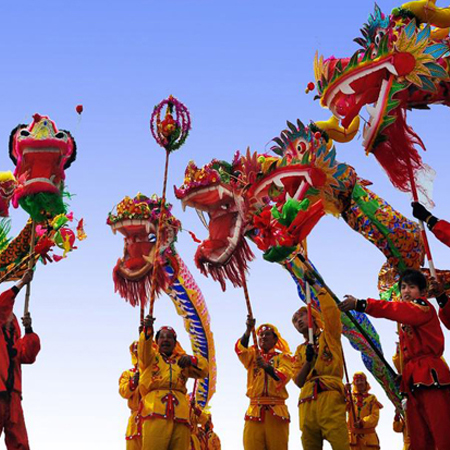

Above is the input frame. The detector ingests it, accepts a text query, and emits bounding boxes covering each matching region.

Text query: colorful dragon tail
[165,255,217,408]
[285,256,402,411]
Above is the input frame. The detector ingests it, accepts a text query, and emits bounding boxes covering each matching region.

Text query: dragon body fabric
[312,2,450,195]
[107,194,216,408]
[174,121,433,409]
[0,114,81,281]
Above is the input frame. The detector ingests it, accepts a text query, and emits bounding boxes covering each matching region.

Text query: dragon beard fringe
[373,108,427,197]
[196,237,254,291]
[112,254,180,307]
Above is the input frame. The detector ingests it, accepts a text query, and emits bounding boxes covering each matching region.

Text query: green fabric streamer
[271,198,310,227]
[263,245,296,263]
[19,192,67,223]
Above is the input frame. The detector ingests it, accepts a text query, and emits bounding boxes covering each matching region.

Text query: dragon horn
[399,0,450,28]
[315,115,360,143]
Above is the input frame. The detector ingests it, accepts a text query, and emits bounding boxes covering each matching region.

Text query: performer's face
[354,377,367,393]
[157,330,176,355]
[400,282,424,302]
[258,329,278,353]
[293,310,310,335]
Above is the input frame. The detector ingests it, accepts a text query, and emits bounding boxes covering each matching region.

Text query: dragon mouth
[181,184,245,265]
[249,165,326,206]
[323,58,399,136]
[111,219,158,279]
[15,147,64,199]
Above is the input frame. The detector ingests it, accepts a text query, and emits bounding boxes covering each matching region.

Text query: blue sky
[1,1,450,448]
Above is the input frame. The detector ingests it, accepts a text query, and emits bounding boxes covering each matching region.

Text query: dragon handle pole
[23,220,36,316]
[342,347,357,425]
[407,158,437,278]
[240,269,259,352]
[149,149,171,317]
[305,281,314,345]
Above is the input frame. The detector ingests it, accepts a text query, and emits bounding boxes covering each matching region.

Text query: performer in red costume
[412,202,450,248]
[340,269,450,450]
[0,270,40,450]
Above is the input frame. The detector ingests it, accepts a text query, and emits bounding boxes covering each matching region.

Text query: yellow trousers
[349,432,380,450]
[142,417,190,450]
[126,437,142,450]
[300,391,350,450]
[243,412,289,450]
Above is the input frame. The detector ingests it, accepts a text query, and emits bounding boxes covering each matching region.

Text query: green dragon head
[313,3,450,154]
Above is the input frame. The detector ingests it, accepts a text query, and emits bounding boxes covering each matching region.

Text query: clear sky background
[1,1,450,449]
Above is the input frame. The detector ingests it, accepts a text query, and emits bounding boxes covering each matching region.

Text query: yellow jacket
[348,392,382,447]
[235,340,293,421]
[119,343,141,440]
[138,331,209,423]
[294,289,345,402]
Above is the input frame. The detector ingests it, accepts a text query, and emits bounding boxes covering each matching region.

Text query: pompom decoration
[76,104,83,115]
[150,95,191,153]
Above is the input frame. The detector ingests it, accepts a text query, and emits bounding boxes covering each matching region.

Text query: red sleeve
[0,288,18,326]
[16,332,41,364]
[433,220,450,248]
[439,301,450,330]
[365,298,435,326]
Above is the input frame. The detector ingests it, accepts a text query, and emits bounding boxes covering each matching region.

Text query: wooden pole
[148,149,170,317]
[240,270,259,351]
[342,348,357,425]
[406,158,436,277]
[23,220,36,316]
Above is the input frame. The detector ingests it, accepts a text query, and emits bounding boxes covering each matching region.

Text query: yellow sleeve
[392,350,402,374]
[119,370,135,400]
[138,330,155,371]
[318,288,341,342]
[235,339,256,370]
[292,345,305,377]
[274,353,293,387]
[187,354,209,379]
[362,396,382,428]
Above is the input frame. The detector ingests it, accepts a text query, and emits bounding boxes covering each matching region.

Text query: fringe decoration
[373,109,431,201]
[195,237,254,291]
[112,254,180,307]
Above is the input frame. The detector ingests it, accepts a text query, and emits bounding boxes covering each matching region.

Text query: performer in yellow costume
[347,372,382,449]
[119,341,142,449]
[138,316,209,450]
[393,412,410,450]
[190,404,221,450]
[292,283,350,450]
[236,318,293,450]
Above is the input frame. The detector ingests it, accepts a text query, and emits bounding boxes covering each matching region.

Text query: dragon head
[9,113,76,221]
[107,193,181,305]
[175,121,357,287]
[0,172,17,217]
[313,4,450,153]
[175,158,253,290]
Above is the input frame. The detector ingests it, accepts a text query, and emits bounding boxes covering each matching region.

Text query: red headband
[157,326,177,339]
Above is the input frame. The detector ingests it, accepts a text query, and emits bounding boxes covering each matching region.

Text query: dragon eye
[149,234,156,243]
[221,203,230,210]
[374,30,385,47]
[297,141,307,153]
[20,130,30,137]
[55,132,66,139]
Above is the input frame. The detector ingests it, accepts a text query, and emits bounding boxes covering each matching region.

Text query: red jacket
[433,220,450,248]
[0,288,40,395]
[365,297,450,393]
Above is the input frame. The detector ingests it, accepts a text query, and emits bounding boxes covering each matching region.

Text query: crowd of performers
[113,209,450,450]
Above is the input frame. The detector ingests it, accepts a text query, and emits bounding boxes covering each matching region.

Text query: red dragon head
[9,113,76,221]
[175,122,356,289]
[107,193,181,306]
[311,4,450,195]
